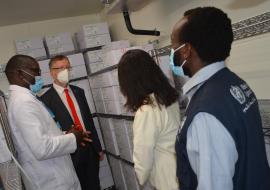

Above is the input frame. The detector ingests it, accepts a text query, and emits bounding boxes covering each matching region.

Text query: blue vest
[175,68,270,190]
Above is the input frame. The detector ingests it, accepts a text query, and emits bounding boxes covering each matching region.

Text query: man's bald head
[5,55,39,86]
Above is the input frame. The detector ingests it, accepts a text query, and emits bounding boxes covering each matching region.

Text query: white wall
[103,0,270,98]
[0,14,101,64]
[103,0,270,47]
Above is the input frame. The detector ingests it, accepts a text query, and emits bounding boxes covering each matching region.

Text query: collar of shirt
[183,61,225,101]
[9,85,35,96]
[53,83,70,95]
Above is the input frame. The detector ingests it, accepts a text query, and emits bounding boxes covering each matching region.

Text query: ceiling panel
[0,0,104,26]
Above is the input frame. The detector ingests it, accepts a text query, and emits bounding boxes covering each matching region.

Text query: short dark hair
[118,49,179,112]
[49,55,69,69]
[5,54,37,82]
[180,7,233,63]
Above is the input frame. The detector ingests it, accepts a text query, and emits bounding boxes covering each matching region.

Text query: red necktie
[64,88,83,130]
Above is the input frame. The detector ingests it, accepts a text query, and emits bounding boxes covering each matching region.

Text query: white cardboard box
[114,85,126,103]
[101,86,119,101]
[84,50,104,64]
[102,40,130,52]
[100,71,119,87]
[15,37,44,51]
[104,100,121,115]
[111,119,133,162]
[88,61,104,73]
[108,156,127,190]
[45,32,74,47]
[119,101,134,116]
[67,53,85,67]
[122,163,140,190]
[69,65,87,80]
[100,175,114,190]
[69,79,96,113]
[17,47,47,60]
[78,33,111,50]
[80,22,109,36]
[92,88,103,102]
[41,72,53,85]
[103,48,127,67]
[95,101,106,113]
[89,76,103,89]
[47,43,75,57]
[99,118,120,155]
[124,120,134,149]
[99,165,113,178]
[38,59,50,73]
[93,118,105,150]
[100,154,109,168]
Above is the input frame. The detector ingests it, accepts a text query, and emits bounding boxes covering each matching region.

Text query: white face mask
[57,69,69,84]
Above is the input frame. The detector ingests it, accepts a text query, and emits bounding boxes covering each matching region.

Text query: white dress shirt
[133,94,180,190]
[182,61,238,190]
[53,83,86,131]
[8,85,81,190]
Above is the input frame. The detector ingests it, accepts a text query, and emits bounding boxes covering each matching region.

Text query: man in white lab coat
[5,54,91,190]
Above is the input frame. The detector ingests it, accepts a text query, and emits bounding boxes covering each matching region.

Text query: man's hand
[68,126,92,147]
[99,151,105,161]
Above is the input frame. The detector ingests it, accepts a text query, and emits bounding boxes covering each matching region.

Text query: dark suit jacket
[40,85,102,154]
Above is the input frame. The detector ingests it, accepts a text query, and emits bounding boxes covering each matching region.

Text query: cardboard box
[77,33,111,50]
[67,53,85,67]
[101,86,119,101]
[100,175,114,190]
[99,118,120,155]
[102,40,130,52]
[92,88,103,102]
[124,121,134,149]
[104,100,121,115]
[47,43,75,57]
[111,119,133,162]
[45,32,73,47]
[41,72,53,85]
[69,79,96,113]
[93,118,106,149]
[84,50,104,64]
[107,156,127,190]
[89,76,103,89]
[69,65,87,80]
[122,163,140,190]
[80,22,109,36]
[95,101,106,113]
[17,47,47,60]
[103,48,127,67]
[15,37,44,51]
[88,61,104,73]
[38,59,50,73]
[100,71,119,87]
[99,165,113,178]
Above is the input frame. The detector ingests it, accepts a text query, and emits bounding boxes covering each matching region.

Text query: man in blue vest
[171,7,270,190]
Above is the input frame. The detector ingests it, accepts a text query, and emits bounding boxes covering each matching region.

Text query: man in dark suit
[40,55,104,190]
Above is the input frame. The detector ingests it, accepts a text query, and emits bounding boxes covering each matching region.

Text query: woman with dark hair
[118,49,180,190]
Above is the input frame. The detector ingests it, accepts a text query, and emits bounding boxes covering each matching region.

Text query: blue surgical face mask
[21,70,44,93]
[169,44,187,76]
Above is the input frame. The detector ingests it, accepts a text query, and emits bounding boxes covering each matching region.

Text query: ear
[183,43,192,59]
[17,70,24,80]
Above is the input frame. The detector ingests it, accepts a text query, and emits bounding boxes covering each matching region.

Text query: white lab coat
[8,85,81,190]
[133,94,180,190]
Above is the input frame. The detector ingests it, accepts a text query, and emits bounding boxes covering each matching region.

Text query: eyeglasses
[50,66,72,71]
